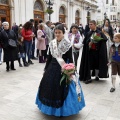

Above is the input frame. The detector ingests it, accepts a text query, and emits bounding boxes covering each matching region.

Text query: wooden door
[75,18,80,25]
[59,15,65,23]
[0,5,10,26]
[34,11,44,28]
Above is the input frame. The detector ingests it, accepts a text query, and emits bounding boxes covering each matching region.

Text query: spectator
[29,19,37,60]
[12,22,19,38]
[21,21,35,65]
[84,23,90,36]
[102,19,114,59]
[36,23,46,63]
[0,22,18,71]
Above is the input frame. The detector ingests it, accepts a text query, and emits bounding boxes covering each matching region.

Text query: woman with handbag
[0,22,18,72]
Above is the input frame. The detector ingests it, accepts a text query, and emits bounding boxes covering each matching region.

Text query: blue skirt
[35,81,85,117]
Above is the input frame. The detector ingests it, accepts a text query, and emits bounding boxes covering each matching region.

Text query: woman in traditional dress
[68,24,83,68]
[102,19,114,58]
[35,24,85,117]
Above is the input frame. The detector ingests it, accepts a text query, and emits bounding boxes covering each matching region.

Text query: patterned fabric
[49,38,71,58]
[68,32,80,51]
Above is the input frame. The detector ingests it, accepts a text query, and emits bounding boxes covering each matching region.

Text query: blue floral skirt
[35,81,85,117]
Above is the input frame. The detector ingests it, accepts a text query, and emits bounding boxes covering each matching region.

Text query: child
[18,34,28,67]
[35,24,85,117]
[108,33,120,92]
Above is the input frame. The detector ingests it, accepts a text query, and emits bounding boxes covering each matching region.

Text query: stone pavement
[0,60,120,120]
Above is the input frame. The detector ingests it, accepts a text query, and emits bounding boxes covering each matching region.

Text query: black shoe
[84,79,92,84]
[28,60,34,64]
[110,88,115,92]
[32,57,38,60]
[95,77,99,81]
[19,64,23,67]
[11,68,16,70]
[6,69,9,72]
[24,62,29,67]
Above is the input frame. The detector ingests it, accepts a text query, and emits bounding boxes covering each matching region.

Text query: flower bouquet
[91,33,103,42]
[89,32,103,49]
[60,63,75,86]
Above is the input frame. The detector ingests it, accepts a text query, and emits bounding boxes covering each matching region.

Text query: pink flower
[62,63,75,70]
[60,63,75,86]
[65,66,73,70]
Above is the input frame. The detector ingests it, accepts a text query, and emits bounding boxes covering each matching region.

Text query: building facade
[0,0,98,28]
[97,0,120,26]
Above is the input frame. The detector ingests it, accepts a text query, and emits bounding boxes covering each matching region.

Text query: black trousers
[6,61,14,70]
[18,58,26,65]
[89,50,99,70]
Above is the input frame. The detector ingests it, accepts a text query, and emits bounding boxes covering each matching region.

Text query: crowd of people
[0,18,120,117]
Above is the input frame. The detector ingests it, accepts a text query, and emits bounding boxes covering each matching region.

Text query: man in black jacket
[12,22,19,38]
[79,20,108,84]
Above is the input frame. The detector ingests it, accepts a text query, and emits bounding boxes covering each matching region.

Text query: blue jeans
[24,40,32,62]
[0,48,2,62]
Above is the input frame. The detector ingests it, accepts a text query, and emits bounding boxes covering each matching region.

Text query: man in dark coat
[84,23,90,36]
[79,20,108,84]
[12,22,19,38]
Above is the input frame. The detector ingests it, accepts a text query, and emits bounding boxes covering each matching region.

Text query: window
[75,10,80,25]
[110,7,117,12]
[106,0,108,4]
[113,15,116,20]
[0,0,8,4]
[59,7,65,15]
[112,0,114,5]
[34,1,43,11]
[106,7,108,12]
[110,15,112,20]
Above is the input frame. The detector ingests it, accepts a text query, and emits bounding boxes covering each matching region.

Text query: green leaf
[60,75,66,86]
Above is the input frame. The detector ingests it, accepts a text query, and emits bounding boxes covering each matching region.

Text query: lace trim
[49,38,71,58]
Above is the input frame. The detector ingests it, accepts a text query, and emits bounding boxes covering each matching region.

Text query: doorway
[0,4,10,26]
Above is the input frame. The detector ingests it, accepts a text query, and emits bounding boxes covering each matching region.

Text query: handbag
[4,30,17,47]
[8,39,17,47]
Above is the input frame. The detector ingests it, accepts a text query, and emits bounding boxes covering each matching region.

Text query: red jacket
[21,28,33,41]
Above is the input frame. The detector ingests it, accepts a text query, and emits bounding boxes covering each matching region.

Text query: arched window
[0,0,8,4]
[87,11,91,24]
[34,0,44,29]
[59,6,65,15]
[59,6,66,23]
[75,10,80,25]
[34,1,43,11]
